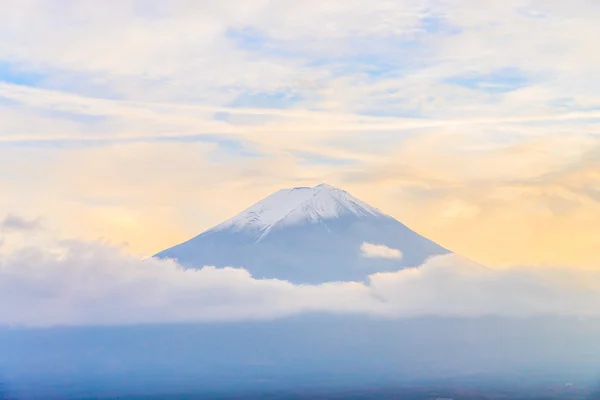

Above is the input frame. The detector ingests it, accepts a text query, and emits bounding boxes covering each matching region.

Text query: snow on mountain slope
[155,184,451,284]
[209,183,384,241]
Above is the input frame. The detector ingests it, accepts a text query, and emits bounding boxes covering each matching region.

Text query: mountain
[154,184,451,284]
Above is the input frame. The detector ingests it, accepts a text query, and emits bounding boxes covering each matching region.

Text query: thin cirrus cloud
[360,242,402,259]
[2,228,600,327]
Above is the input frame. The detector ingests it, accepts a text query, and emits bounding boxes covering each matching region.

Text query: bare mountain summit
[155,184,451,283]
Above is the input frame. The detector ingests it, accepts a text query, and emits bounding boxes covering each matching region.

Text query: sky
[1,0,600,270]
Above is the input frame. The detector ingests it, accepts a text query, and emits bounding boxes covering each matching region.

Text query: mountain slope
[155,184,451,283]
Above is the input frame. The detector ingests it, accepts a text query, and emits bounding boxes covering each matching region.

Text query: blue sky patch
[227,27,269,51]
[420,15,462,35]
[226,28,297,58]
[229,90,303,109]
[317,55,403,79]
[0,62,45,87]
[445,68,529,93]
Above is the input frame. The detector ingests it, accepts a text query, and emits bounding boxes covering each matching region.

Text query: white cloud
[0,238,375,327]
[360,242,402,259]
[2,230,600,327]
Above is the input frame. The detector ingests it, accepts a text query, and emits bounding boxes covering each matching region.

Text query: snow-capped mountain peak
[155,183,451,283]
[210,184,385,236]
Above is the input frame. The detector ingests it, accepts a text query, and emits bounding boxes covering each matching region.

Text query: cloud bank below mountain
[2,226,600,327]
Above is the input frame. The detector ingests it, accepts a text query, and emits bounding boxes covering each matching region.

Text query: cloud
[0,238,375,327]
[0,215,41,232]
[360,242,402,259]
[2,232,600,327]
